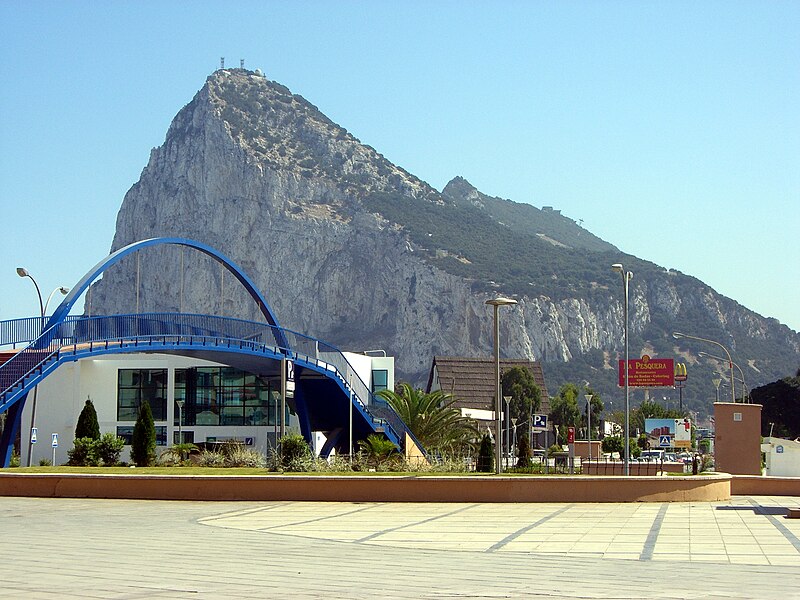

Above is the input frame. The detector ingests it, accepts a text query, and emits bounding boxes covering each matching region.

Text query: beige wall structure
[0,472,731,503]
[713,402,762,476]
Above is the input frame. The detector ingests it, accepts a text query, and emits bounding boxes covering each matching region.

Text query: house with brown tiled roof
[426,356,550,441]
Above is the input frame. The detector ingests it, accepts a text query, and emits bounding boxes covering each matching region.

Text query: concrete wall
[0,472,732,503]
[714,402,762,476]
[730,475,800,496]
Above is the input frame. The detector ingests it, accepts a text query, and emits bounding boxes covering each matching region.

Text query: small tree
[476,433,494,472]
[358,434,398,470]
[131,401,156,467]
[516,432,531,468]
[75,397,100,440]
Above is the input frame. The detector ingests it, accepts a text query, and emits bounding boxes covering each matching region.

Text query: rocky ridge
[89,69,800,416]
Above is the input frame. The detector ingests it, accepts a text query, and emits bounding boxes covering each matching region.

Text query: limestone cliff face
[90,69,800,411]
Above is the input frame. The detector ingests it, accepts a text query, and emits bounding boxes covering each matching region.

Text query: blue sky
[1,1,798,333]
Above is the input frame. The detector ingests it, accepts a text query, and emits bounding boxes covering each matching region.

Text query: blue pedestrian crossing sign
[31,428,37,444]
[533,414,548,431]
[52,433,59,448]
[659,435,672,448]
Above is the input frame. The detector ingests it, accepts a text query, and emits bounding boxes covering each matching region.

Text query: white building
[22,350,394,466]
[761,437,800,477]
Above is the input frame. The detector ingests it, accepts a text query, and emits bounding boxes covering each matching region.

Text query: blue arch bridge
[0,238,425,467]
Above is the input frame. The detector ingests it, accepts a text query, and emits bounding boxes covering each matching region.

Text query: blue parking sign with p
[533,414,548,429]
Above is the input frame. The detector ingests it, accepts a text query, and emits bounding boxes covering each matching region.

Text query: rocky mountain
[89,68,800,418]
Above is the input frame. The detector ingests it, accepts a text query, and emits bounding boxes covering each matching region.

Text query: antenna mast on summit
[220,57,225,69]
[240,59,244,69]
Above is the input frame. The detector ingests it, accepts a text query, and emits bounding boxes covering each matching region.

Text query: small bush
[38,458,52,466]
[68,437,100,466]
[279,434,313,471]
[9,452,20,468]
[197,450,226,467]
[95,433,125,466]
[224,446,266,468]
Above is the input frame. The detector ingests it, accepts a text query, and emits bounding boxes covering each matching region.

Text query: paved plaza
[0,495,799,598]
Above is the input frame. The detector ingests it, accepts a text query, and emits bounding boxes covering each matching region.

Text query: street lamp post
[511,417,517,465]
[176,400,185,445]
[17,268,69,467]
[585,394,593,467]
[504,395,512,466]
[486,296,517,475]
[673,332,736,404]
[612,263,633,476]
[712,378,722,403]
[699,352,748,403]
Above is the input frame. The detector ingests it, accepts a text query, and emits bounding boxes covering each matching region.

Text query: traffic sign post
[659,435,672,448]
[532,414,548,431]
[31,427,37,444]
[52,433,58,466]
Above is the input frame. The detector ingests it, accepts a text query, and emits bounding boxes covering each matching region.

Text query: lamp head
[16,267,29,278]
[611,263,623,273]
[486,296,518,307]
[672,332,684,340]
[58,287,70,295]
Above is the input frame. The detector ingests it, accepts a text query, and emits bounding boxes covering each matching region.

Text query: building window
[117,369,167,421]
[175,367,277,427]
[372,369,388,393]
[116,426,167,446]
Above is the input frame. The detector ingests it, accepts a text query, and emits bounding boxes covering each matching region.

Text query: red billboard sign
[618,355,675,388]
[567,427,575,444]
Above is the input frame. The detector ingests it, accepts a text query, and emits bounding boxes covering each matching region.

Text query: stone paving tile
[3,496,800,598]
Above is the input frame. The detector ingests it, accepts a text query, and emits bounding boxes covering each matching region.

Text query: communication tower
[220,57,225,69]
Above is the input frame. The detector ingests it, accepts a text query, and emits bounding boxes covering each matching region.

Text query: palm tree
[377,383,478,456]
[358,434,398,470]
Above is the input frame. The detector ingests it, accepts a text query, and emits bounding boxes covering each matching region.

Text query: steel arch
[45,238,288,349]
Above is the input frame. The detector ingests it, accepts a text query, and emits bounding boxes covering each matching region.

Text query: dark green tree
[549,383,581,443]
[753,374,800,439]
[516,432,531,468]
[501,366,542,426]
[131,401,156,467]
[75,397,100,441]
[476,433,494,472]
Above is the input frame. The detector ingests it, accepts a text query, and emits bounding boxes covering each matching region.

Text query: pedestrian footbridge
[0,238,424,467]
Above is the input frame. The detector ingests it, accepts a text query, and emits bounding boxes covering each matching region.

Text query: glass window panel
[372,369,389,393]
[116,426,134,445]
[221,367,243,387]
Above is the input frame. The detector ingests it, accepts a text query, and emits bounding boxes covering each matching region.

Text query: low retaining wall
[730,475,800,496]
[583,462,686,476]
[0,472,731,503]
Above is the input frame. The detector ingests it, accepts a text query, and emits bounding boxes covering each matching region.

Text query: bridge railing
[0,316,49,348]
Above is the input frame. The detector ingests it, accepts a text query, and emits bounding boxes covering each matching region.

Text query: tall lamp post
[611,263,633,476]
[17,268,69,467]
[504,395,512,466]
[673,332,736,404]
[585,394,593,466]
[486,296,517,475]
[175,400,185,444]
[699,352,748,403]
